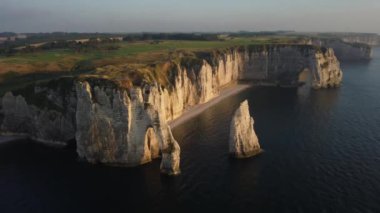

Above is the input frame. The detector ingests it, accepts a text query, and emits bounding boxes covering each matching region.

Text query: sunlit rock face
[229,100,261,158]
[145,127,160,160]
[149,52,242,122]
[141,45,343,122]
[312,48,343,89]
[75,80,180,174]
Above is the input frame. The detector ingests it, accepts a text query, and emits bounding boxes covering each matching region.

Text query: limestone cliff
[0,78,76,145]
[341,34,380,46]
[240,45,342,88]
[229,100,261,158]
[0,44,344,173]
[75,79,180,174]
[312,48,343,89]
[321,39,372,61]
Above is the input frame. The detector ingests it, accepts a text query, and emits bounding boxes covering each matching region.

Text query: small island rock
[229,100,261,158]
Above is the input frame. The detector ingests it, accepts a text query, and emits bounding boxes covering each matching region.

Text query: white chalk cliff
[321,39,372,61]
[0,45,345,174]
[229,100,261,158]
[75,80,180,174]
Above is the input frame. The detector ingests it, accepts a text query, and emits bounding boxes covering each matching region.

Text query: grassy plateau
[0,36,301,94]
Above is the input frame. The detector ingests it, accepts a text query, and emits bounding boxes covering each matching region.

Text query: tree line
[0,37,121,56]
[123,33,221,41]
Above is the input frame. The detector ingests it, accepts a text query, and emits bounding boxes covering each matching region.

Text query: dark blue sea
[1,48,380,213]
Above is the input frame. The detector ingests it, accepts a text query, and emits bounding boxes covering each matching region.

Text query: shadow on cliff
[0,69,93,96]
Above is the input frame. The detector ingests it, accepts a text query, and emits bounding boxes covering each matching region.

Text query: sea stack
[229,100,261,158]
[160,126,181,175]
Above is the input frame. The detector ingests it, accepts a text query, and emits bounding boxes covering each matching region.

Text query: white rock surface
[75,81,181,174]
[229,100,261,158]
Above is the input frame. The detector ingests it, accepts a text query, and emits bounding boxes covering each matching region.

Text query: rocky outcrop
[229,100,261,158]
[312,48,343,89]
[160,126,181,175]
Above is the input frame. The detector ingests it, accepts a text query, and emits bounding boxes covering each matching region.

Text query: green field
[2,40,251,65]
[0,36,301,94]
[0,36,298,70]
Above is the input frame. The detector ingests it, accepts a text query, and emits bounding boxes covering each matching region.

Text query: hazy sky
[1,0,379,33]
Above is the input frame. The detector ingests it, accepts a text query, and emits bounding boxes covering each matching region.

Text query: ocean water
[1,48,380,213]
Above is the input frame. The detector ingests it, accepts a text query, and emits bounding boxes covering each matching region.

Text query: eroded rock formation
[240,45,343,88]
[229,100,261,158]
[312,48,343,89]
[0,44,345,174]
[75,80,180,174]
[160,126,181,175]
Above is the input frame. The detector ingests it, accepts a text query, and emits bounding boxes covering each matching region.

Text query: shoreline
[169,83,253,129]
[0,83,253,144]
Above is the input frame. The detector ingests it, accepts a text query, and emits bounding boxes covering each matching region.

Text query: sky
[1,0,379,33]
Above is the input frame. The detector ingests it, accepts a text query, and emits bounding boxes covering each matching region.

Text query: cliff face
[322,40,372,61]
[75,80,180,174]
[0,78,76,145]
[312,48,343,89]
[146,51,241,122]
[342,34,380,46]
[239,45,342,88]
[73,54,241,170]
[229,100,261,158]
[0,45,344,173]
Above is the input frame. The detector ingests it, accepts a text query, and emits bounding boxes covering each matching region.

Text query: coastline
[169,83,253,129]
[0,83,252,144]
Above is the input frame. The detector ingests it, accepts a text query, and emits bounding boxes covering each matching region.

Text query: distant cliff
[321,39,372,61]
[239,45,342,88]
[0,44,343,173]
[341,34,379,46]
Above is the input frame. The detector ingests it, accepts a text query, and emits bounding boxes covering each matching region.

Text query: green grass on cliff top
[0,36,297,71]
[0,39,256,65]
[0,36,299,94]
